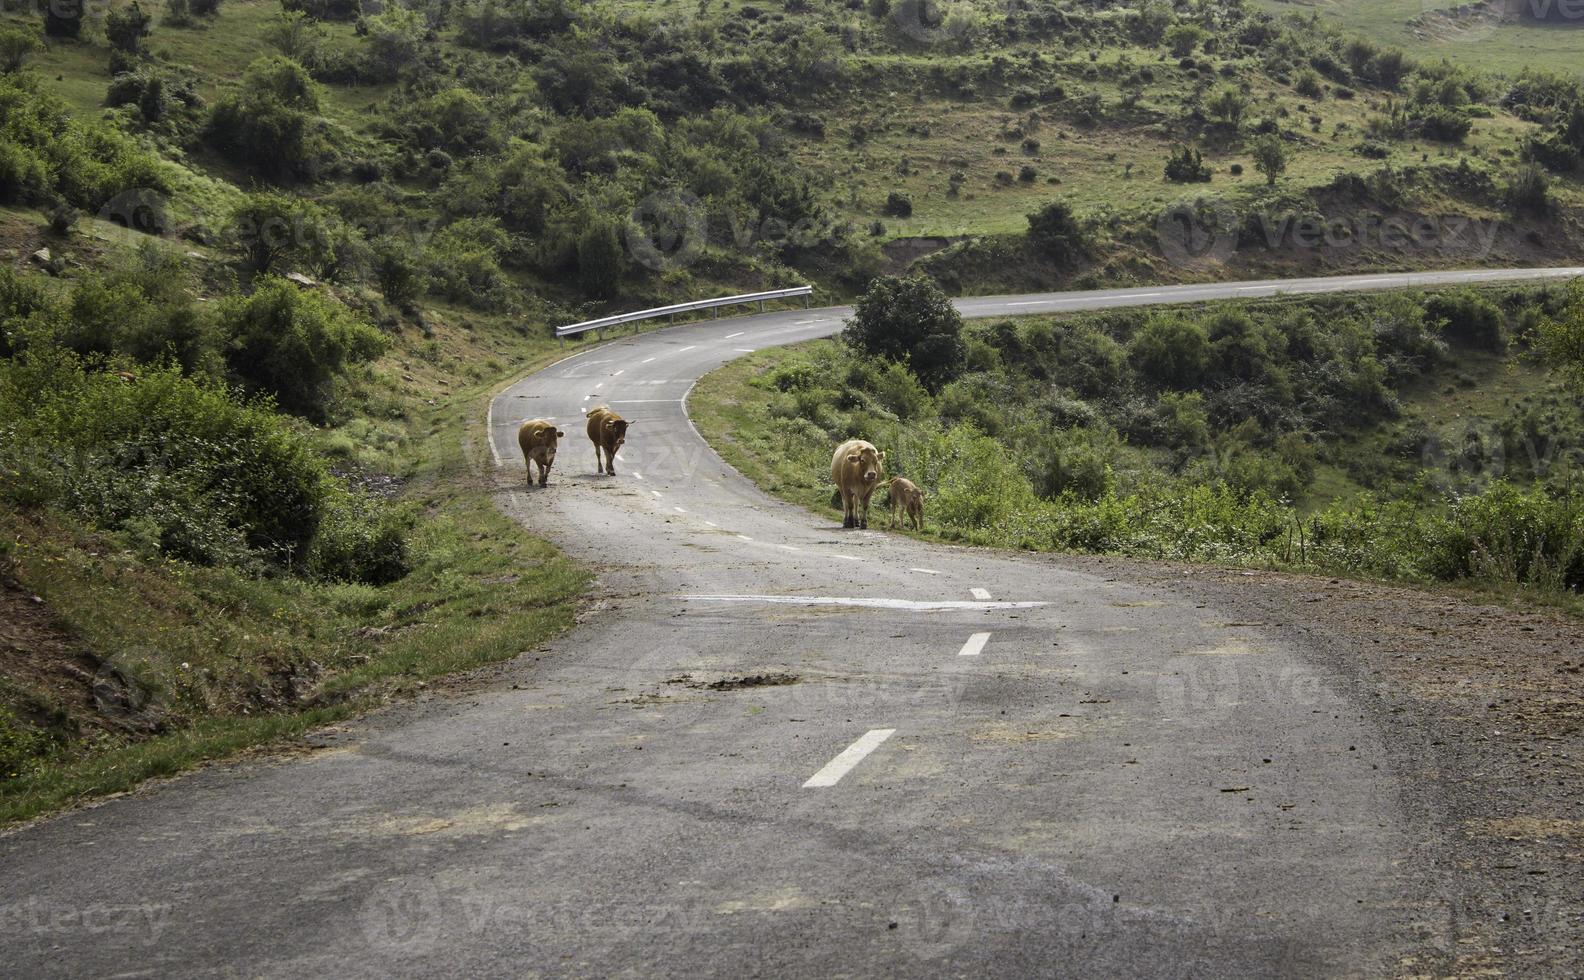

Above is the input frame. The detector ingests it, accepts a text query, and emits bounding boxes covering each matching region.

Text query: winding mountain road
[5,267,1583,977]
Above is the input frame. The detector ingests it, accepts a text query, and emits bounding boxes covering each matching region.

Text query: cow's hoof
[859,520,868,530]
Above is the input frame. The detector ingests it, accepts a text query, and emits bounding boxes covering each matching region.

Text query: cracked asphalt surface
[4,268,1582,977]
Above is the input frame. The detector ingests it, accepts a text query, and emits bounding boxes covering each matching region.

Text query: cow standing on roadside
[887,476,925,531]
[831,439,885,529]
[585,406,632,475]
[517,419,565,487]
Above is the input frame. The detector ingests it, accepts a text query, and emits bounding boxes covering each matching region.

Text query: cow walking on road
[831,439,885,529]
[517,419,565,487]
[886,476,925,531]
[586,406,632,476]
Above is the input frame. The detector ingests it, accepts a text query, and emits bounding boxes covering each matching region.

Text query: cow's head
[604,417,631,453]
[546,429,565,456]
[847,445,885,484]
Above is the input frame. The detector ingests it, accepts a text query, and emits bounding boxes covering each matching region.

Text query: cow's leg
[606,450,617,476]
[539,459,551,487]
[857,489,870,530]
[594,444,603,474]
[840,488,854,528]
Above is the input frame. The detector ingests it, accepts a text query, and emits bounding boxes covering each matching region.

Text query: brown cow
[887,476,925,531]
[831,438,885,529]
[517,419,565,487]
[585,405,633,475]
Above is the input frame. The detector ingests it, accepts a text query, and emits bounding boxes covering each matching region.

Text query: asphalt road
[5,267,1583,977]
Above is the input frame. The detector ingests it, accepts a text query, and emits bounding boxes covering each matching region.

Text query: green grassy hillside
[1258,0,1584,78]
[691,279,1584,608]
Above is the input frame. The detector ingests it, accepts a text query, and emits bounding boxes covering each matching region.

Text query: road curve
[4,267,1581,977]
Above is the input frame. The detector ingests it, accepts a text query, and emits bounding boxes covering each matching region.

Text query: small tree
[1164,22,1203,58]
[106,1,153,55]
[884,191,912,217]
[218,277,388,420]
[1026,200,1091,266]
[0,24,44,72]
[1531,280,1584,392]
[1207,88,1249,127]
[576,219,625,300]
[373,239,426,312]
[1252,135,1287,186]
[1164,144,1212,183]
[844,273,965,393]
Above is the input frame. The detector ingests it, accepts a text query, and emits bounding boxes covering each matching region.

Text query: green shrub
[1164,145,1211,183]
[0,351,329,568]
[1421,483,1584,590]
[1025,200,1090,265]
[217,278,388,420]
[1130,313,1210,388]
[844,274,966,393]
[1425,289,1504,351]
[307,489,413,585]
[207,57,328,181]
[576,219,625,300]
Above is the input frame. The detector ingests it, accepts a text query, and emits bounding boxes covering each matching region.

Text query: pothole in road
[668,672,801,691]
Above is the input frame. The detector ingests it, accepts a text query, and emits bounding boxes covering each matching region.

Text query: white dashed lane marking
[642,357,656,363]
[958,633,992,657]
[651,491,663,498]
[723,331,745,339]
[681,595,1048,611]
[803,729,896,788]
[971,588,993,600]
[673,507,687,514]
[910,568,941,575]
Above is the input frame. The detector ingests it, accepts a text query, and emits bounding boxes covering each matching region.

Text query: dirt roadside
[1063,555,1583,976]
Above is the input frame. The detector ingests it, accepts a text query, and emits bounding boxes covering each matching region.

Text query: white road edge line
[971,588,993,600]
[958,632,992,657]
[803,729,896,788]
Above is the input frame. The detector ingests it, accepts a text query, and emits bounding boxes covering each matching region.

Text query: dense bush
[1025,201,1090,265]
[1425,289,1504,350]
[0,77,168,210]
[1164,145,1211,183]
[207,57,330,181]
[217,278,388,420]
[0,351,328,568]
[844,274,965,393]
[307,489,412,585]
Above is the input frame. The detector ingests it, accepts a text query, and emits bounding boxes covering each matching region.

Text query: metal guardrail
[555,286,814,338]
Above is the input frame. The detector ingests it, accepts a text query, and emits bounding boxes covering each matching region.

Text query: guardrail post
[758,300,765,312]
